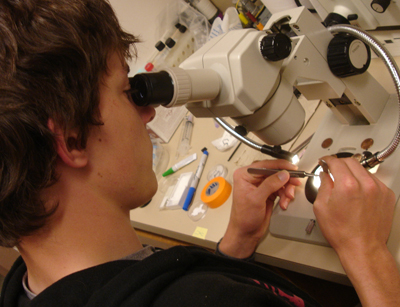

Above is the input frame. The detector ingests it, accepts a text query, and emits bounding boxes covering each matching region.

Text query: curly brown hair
[0,0,139,247]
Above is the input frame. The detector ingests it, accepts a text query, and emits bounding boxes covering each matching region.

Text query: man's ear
[48,119,88,168]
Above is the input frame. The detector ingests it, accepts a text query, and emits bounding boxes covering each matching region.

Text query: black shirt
[0,246,321,307]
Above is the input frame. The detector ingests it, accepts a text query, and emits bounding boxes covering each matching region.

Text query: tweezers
[247,168,319,178]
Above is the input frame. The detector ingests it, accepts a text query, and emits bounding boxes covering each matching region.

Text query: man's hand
[314,156,400,306]
[313,156,395,256]
[219,159,301,259]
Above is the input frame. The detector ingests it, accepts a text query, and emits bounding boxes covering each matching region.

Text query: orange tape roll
[200,177,232,209]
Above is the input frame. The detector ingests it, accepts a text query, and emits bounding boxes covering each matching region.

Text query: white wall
[109,0,178,74]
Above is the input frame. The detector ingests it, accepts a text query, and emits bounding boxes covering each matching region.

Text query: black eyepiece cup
[129,71,174,107]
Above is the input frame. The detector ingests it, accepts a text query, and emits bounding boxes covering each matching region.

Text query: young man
[0,0,399,306]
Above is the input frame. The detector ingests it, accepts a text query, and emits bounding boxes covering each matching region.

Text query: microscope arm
[327,24,400,167]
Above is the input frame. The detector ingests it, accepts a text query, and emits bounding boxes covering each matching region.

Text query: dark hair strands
[0,0,140,247]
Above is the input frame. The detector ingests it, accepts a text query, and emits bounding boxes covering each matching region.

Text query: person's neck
[18,183,143,295]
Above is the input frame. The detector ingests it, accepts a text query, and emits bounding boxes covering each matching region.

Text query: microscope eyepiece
[129,71,174,107]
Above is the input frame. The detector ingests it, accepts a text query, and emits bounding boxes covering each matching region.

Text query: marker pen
[182,148,209,211]
[162,153,197,177]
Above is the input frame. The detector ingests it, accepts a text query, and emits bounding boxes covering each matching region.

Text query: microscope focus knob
[371,0,391,13]
[260,33,292,62]
[327,34,371,77]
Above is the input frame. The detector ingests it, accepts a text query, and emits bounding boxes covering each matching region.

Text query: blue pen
[182,148,209,211]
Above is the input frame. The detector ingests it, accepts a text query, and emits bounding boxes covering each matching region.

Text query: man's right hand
[314,156,400,306]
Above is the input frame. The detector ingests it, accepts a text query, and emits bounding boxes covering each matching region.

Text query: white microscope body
[261,0,400,29]
[307,0,400,29]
